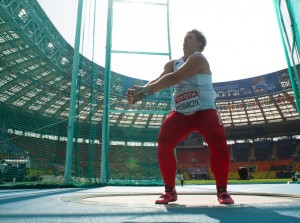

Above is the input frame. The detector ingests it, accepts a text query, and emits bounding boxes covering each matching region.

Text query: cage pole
[64,0,83,184]
[273,0,300,120]
[100,0,114,183]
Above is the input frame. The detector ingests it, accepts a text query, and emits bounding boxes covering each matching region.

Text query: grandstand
[0,0,299,186]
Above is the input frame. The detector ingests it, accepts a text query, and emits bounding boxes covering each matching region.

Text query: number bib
[174,91,202,114]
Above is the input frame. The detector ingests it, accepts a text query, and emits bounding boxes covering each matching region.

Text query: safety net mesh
[1,0,300,188]
[0,0,171,187]
[274,0,300,119]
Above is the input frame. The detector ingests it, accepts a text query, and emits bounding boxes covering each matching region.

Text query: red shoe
[217,192,234,204]
[155,191,177,204]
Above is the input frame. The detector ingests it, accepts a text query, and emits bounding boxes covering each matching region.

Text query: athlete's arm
[146,54,210,94]
[127,60,175,104]
[144,60,175,87]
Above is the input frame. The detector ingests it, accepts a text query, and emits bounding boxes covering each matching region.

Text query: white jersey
[172,52,217,115]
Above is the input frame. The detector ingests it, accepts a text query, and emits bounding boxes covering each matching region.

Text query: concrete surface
[1,184,300,223]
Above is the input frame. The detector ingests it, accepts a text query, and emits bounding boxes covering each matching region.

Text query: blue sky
[37,0,287,83]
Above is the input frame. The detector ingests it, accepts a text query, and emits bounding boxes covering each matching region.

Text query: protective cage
[0,0,300,188]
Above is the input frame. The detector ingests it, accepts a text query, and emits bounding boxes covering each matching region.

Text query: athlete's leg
[157,111,191,189]
[192,109,230,191]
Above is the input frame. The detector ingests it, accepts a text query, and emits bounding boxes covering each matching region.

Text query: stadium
[1,0,300,222]
[0,0,299,187]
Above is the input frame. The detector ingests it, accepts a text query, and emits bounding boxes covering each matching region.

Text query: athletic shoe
[217,192,234,204]
[155,191,177,204]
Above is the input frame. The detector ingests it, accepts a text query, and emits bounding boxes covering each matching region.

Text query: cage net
[2,0,299,189]
[0,0,171,187]
[274,0,300,118]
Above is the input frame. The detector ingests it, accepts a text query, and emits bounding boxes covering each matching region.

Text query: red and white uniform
[157,53,230,191]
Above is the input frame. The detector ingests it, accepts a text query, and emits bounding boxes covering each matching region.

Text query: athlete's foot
[155,190,177,204]
[217,191,234,204]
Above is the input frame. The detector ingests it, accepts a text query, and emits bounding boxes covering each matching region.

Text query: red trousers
[158,109,230,189]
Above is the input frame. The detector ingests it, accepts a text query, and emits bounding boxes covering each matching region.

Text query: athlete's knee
[158,133,177,149]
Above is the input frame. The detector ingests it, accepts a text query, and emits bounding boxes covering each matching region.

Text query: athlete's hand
[127,85,147,104]
[127,85,152,104]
